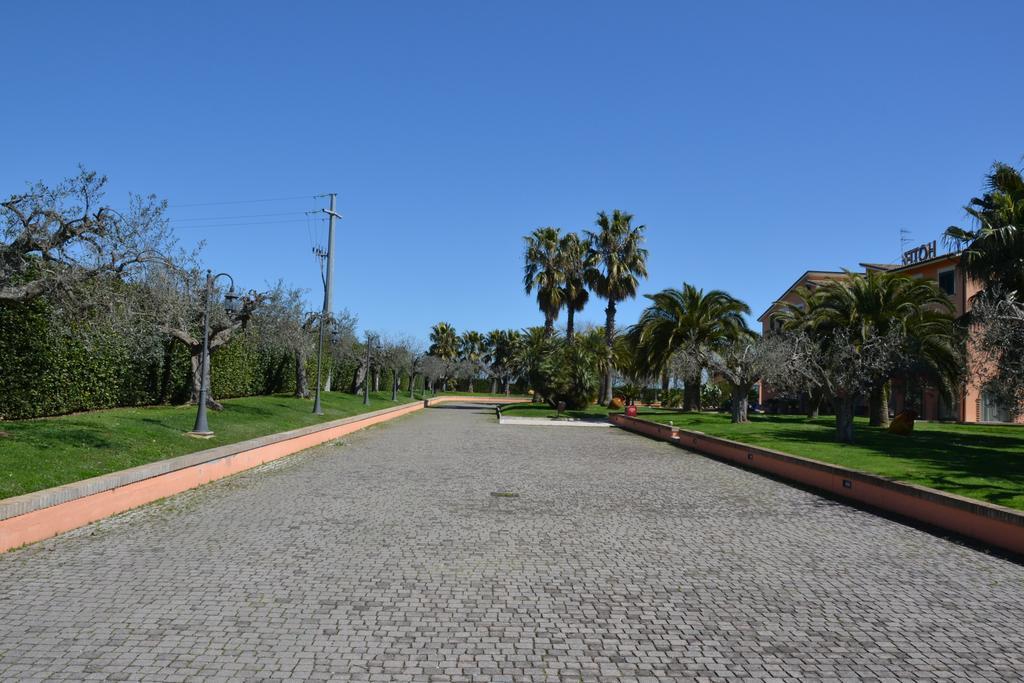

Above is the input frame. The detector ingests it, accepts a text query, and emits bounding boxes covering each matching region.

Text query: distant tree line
[507,157,1024,441]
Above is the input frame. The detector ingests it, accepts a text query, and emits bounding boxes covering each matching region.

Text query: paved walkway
[1,404,1022,682]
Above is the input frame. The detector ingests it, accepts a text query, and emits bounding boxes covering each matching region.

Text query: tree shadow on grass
[763,425,1024,502]
[6,421,117,450]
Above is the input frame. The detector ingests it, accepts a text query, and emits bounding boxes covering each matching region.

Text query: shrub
[534,339,600,409]
[662,388,684,408]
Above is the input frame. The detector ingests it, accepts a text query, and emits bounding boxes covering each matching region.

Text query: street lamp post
[189,270,240,437]
[363,334,374,406]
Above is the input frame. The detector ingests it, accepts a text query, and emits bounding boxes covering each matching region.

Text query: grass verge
[631,409,1024,510]
[0,392,418,500]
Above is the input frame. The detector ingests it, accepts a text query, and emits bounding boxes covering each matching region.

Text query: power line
[168,194,324,208]
[172,218,325,230]
[169,211,309,223]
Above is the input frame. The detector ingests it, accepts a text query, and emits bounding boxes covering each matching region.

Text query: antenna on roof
[899,228,912,261]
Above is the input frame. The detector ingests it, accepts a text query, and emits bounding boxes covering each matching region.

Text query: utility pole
[320,194,341,391]
[311,247,328,415]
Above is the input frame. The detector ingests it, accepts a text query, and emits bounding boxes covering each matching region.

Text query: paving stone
[0,403,1022,681]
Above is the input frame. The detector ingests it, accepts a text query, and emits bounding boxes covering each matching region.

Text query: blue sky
[2,1,1019,341]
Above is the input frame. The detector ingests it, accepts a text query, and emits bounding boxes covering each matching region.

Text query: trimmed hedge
[0,301,297,420]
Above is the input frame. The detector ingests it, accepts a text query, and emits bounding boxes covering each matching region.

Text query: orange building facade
[757,245,1020,424]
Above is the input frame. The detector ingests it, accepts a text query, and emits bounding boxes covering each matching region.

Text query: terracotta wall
[1,395,529,552]
[610,414,1024,556]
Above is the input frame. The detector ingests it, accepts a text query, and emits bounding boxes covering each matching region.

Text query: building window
[938,268,956,296]
[981,391,1010,423]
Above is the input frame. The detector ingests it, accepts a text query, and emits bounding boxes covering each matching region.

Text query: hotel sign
[902,240,937,266]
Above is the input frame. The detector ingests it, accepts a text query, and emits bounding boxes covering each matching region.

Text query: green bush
[536,341,600,409]
[0,301,301,420]
[0,299,165,419]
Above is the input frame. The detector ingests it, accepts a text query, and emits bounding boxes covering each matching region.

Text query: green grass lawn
[0,391,418,500]
[500,403,614,420]
[631,409,1024,510]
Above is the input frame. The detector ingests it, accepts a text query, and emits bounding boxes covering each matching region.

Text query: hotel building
[757,240,1019,424]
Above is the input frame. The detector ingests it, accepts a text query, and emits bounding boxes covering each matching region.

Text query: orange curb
[425,395,532,406]
[1,395,526,552]
[610,414,1024,556]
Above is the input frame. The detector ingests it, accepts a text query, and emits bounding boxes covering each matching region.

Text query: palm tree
[584,210,648,405]
[484,329,504,393]
[559,232,590,342]
[429,322,458,360]
[944,161,1024,297]
[516,326,558,401]
[502,329,525,395]
[523,227,565,336]
[627,284,750,411]
[459,330,485,392]
[809,270,959,427]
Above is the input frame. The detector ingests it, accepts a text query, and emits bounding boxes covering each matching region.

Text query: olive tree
[250,282,323,399]
[1,167,173,305]
[969,291,1024,417]
[419,355,449,395]
[706,334,797,423]
[145,263,261,408]
[378,335,419,401]
[779,327,906,443]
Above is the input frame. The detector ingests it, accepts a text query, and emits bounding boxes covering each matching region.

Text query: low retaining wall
[1,395,526,552]
[610,414,1024,556]
[424,395,530,407]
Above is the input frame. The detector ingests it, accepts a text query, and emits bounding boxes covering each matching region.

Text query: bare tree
[250,282,315,398]
[2,168,173,304]
[969,291,1024,418]
[377,335,419,401]
[145,263,261,408]
[325,309,358,391]
[777,328,905,443]
[419,355,448,395]
[706,334,796,423]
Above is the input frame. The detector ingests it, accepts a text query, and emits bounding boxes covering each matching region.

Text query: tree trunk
[868,382,890,427]
[661,370,670,393]
[544,314,555,337]
[835,395,856,443]
[391,369,399,401]
[566,307,575,342]
[409,372,416,398]
[602,300,616,406]
[503,377,510,395]
[466,374,474,392]
[294,350,309,398]
[350,362,366,394]
[323,372,332,392]
[189,346,223,410]
[807,389,823,419]
[372,368,380,392]
[683,374,701,412]
[491,377,498,394]
[730,384,750,423]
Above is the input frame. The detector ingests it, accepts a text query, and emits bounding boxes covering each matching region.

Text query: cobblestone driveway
[2,404,1023,682]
